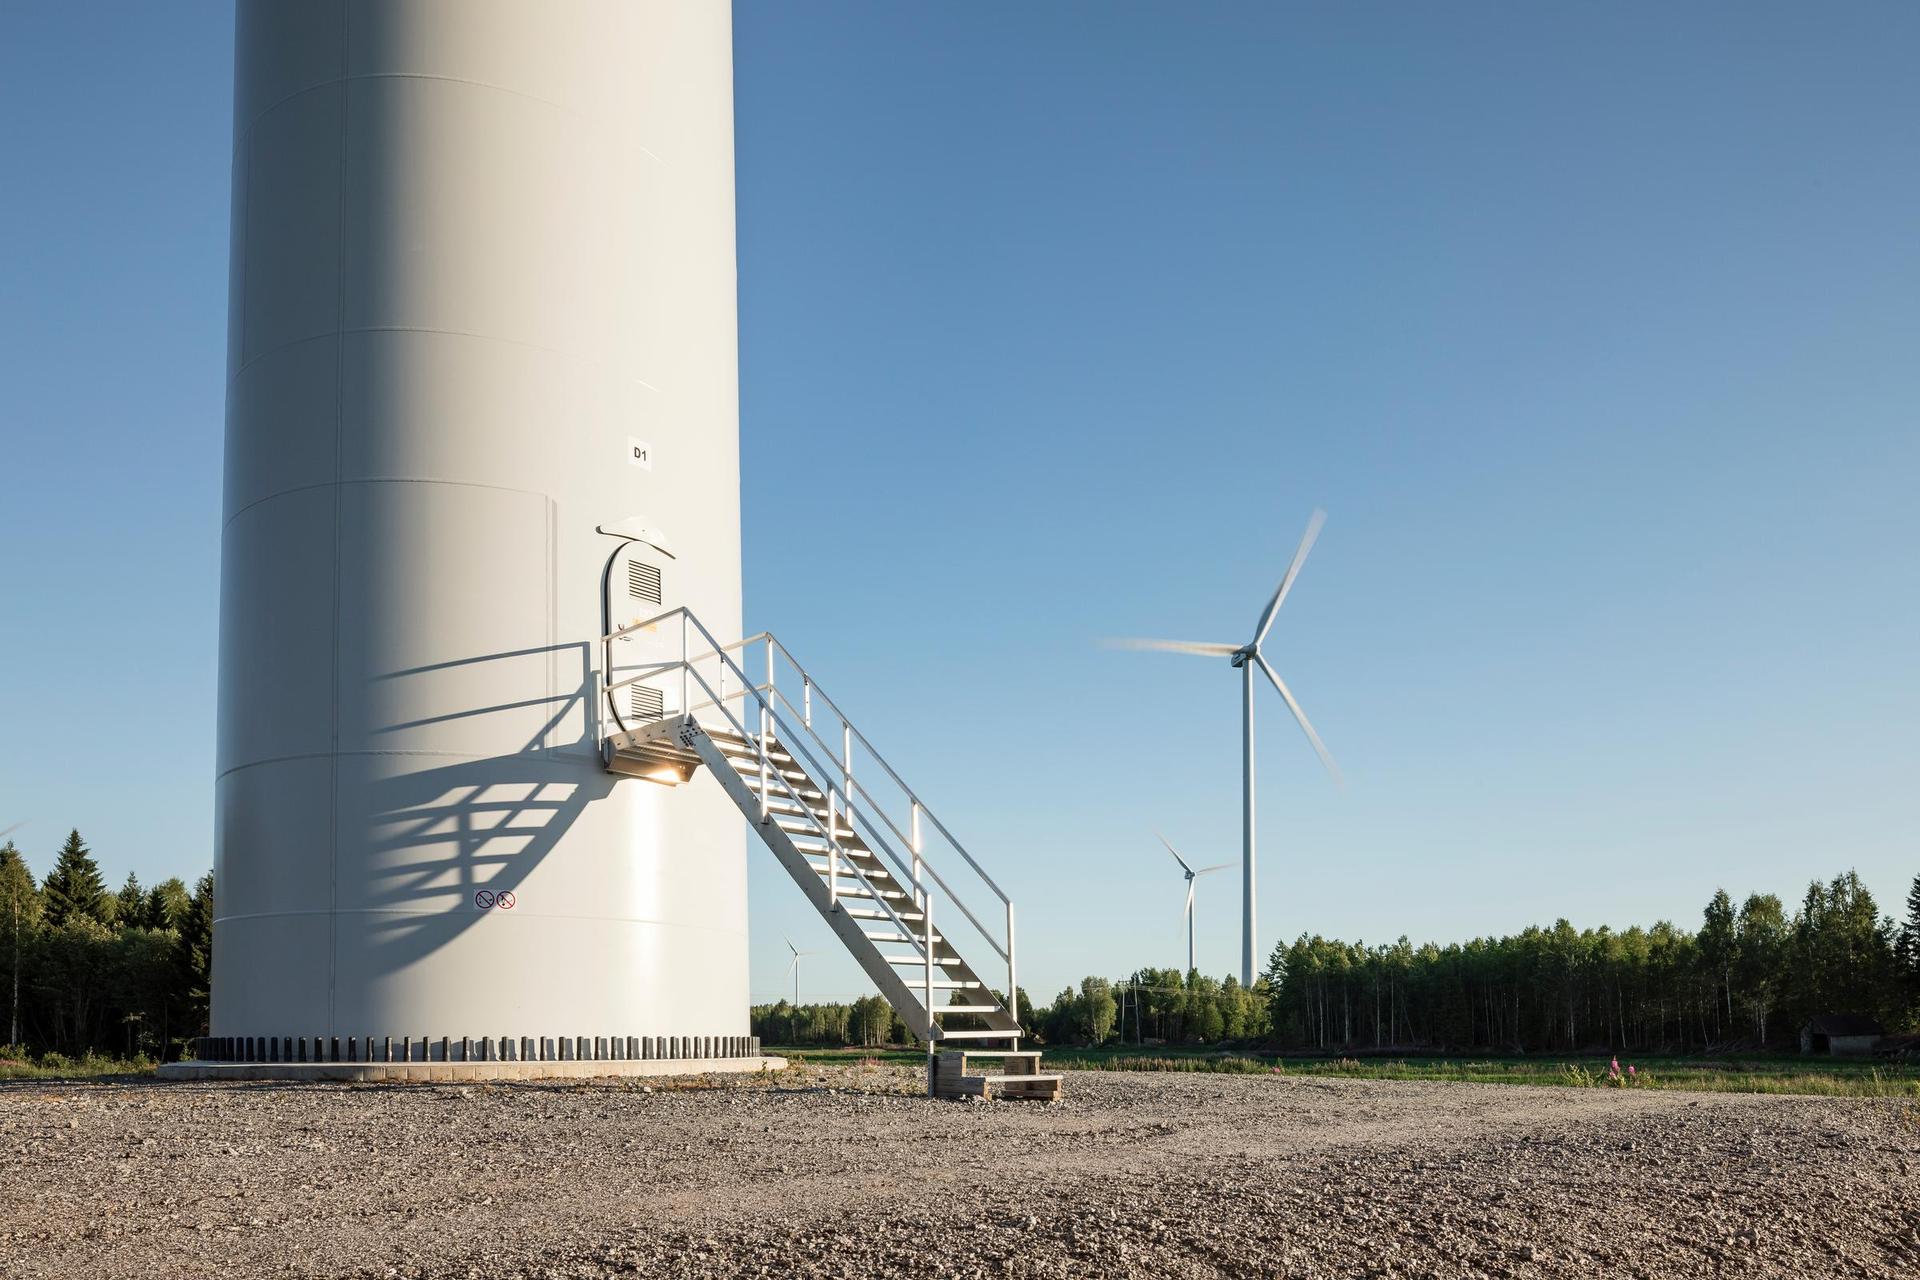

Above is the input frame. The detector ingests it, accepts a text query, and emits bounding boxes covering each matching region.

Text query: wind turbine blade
[1185,880,1195,914]
[1155,829,1195,876]
[784,935,798,957]
[1193,863,1233,876]
[1256,655,1344,786]
[1251,508,1326,648]
[1101,638,1240,657]
[0,822,23,840]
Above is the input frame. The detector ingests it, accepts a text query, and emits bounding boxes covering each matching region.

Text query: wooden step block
[928,1050,1061,1102]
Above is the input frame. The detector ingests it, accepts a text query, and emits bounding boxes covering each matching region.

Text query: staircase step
[816,874,909,898]
[785,827,877,853]
[738,767,819,792]
[932,1004,1001,1014]
[933,1029,1022,1040]
[713,736,795,759]
[799,847,884,867]
[831,884,910,902]
[841,907,922,922]
[975,1074,1060,1084]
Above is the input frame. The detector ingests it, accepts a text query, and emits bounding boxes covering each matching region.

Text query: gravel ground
[2,1062,1916,1278]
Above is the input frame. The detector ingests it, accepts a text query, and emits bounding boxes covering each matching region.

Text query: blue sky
[2,3,1916,1003]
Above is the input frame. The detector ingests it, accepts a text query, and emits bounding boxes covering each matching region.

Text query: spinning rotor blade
[1102,638,1240,658]
[1252,508,1326,648]
[1255,655,1344,786]
[1155,829,1196,876]
[1192,863,1232,877]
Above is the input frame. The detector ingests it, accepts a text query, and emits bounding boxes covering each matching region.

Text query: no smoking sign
[474,889,516,911]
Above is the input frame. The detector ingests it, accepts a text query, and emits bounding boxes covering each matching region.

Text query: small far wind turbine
[1106,509,1343,987]
[1157,830,1230,974]
[784,935,818,1006]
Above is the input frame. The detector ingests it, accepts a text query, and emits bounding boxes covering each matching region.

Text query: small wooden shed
[1798,1014,1884,1056]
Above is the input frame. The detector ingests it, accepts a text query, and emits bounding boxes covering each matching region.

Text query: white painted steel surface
[215,1,745,1045]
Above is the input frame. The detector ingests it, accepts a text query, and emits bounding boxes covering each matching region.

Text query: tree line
[2,831,212,1059]
[758,869,1920,1053]
[5,834,1914,1060]
[1261,871,1915,1053]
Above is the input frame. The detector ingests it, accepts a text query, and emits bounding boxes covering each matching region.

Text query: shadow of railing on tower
[345,639,622,978]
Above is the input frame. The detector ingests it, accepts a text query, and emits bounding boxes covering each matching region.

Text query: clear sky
[2,3,1916,1005]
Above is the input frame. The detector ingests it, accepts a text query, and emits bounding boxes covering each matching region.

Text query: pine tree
[113,872,145,928]
[143,877,191,932]
[1901,873,1920,1014]
[41,830,108,929]
[172,872,215,1040]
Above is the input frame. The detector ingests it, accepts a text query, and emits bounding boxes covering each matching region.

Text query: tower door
[605,540,678,730]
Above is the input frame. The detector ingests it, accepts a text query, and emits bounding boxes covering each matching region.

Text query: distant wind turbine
[1157,830,1230,974]
[1106,509,1342,986]
[784,935,818,1005]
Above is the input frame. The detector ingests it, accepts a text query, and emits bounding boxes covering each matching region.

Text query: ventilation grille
[628,561,662,605]
[630,684,665,722]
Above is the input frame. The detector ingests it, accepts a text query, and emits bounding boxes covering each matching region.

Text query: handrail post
[924,894,936,1065]
[826,797,839,910]
[679,610,689,719]
[910,801,924,909]
[802,675,812,731]
[1006,901,1017,1030]
[756,640,771,740]
[841,723,854,835]
[757,719,770,824]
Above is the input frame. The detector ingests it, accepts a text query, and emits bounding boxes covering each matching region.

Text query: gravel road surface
[2,1062,1916,1278]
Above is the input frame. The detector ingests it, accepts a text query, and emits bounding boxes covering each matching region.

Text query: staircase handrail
[612,620,1013,908]
[760,683,1010,965]
[603,606,1018,1018]
[667,639,937,982]
[757,631,1012,905]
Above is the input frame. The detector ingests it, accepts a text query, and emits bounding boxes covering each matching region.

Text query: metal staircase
[598,606,1059,1099]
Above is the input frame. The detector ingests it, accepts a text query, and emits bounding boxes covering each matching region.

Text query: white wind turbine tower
[1157,830,1230,974]
[1108,509,1343,986]
[783,935,818,1006]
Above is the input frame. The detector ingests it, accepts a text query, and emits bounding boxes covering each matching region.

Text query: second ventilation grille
[629,684,665,722]
[628,560,663,605]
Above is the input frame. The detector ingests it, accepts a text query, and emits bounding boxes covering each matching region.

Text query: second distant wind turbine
[1107,509,1343,986]
[784,935,817,1005]
[1157,831,1230,973]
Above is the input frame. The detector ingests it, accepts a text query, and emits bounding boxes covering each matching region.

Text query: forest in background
[759,869,1920,1052]
[3,832,1914,1060]
[1,832,210,1060]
